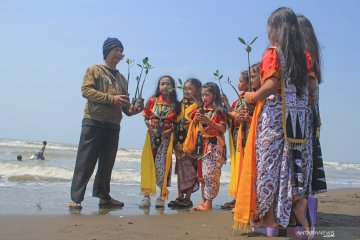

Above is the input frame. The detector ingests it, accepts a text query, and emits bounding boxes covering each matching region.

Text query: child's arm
[244,77,278,103]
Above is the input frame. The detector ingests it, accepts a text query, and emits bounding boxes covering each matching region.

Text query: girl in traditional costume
[168,78,202,209]
[234,7,309,236]
[184,82,227,211]
[223,64,262,210]
[286,15,327,236]
[139,75,179,208]
[222,71,250,210]
[298,15,327,196]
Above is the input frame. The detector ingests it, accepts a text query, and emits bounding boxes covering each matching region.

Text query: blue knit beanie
[103,37,124,59]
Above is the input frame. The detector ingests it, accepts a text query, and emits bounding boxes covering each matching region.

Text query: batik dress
[255,47,309,228]
[173,99,200,194]
[304,52,327,195]
[191,106,226,200]
[141,95,177,200]
[292,52,321,198]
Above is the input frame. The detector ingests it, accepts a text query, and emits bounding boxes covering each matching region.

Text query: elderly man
[68,38,142,210]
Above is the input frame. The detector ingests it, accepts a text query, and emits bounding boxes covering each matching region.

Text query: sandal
[177,199,193,209]
[99,197,124,208]
[168,198,182,208]
[220,199,236,209]
[67,202,82,210]
[252,226,279,237]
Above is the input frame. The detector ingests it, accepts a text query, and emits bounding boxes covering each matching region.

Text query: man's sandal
[67,202,82,210]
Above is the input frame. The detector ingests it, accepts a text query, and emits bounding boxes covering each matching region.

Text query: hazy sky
[1,0,359,164]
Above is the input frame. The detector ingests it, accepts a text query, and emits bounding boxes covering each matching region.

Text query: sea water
[0,138,359,215]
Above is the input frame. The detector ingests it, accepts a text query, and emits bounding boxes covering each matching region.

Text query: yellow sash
[233,100,265,232]
[228,124,245,197]
[176,101,198,123]
[140,133,156,196]
[183,119,225,154]
[140,132,174,200]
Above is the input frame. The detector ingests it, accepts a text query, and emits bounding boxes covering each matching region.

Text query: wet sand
[0,188,359,240]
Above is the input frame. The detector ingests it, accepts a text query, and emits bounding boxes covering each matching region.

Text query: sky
[1,0,359,164]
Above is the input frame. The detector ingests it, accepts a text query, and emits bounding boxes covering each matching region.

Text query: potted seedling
[132,57,153,110]
[238,36,257,91]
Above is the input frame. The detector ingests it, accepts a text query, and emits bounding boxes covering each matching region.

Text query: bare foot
[193,204,212,211]
[293,198,309,231]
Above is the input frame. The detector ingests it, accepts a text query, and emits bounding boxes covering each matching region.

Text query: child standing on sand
[222,71,249,210]
[169,78,202,209]
[234,7,309,236]
[184,82,227,211]
[140,75,179,208]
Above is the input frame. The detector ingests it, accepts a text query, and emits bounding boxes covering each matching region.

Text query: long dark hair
[154,75,180,113]
[297,15,322,84]
[202,82,226,118]
[268,7,308,96]
[240,70,249,83]
[185,78,202,104]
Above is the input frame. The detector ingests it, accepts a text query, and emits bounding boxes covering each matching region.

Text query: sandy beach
[0,188,359,240]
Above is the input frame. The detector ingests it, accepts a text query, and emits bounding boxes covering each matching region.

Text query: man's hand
[113,95,130,106]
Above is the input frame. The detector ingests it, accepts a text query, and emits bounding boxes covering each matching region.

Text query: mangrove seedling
[225,76,240,99]
[125,58,134,93]
[134,57,153,99]
[238,36,258,91]
[213,69,225,95]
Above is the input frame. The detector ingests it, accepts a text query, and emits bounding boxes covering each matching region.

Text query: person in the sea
[139,75,179,208]
[32,141,47,160]
[68,37,143,210]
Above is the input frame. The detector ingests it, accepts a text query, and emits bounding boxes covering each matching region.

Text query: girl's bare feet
[193,200,212,211]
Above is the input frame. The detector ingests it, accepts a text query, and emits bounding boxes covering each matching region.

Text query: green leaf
[246,46,252,53]
[165,86,175,91]
[137,64,143,68]
[220,75,223,79]
[178,78,183,86]
[177,86,183,90]
[145,69,149,74]
[238,37,246,45]
[250,36,258,45]
[143,57,149,64]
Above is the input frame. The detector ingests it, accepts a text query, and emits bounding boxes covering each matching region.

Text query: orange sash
[233,100,265,232]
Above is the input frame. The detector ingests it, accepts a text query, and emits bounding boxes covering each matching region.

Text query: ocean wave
[324,161,360,170]
[0,139,143,154]
[0,139,78,151]
[326,178,360,185]
[0,162,73,182]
